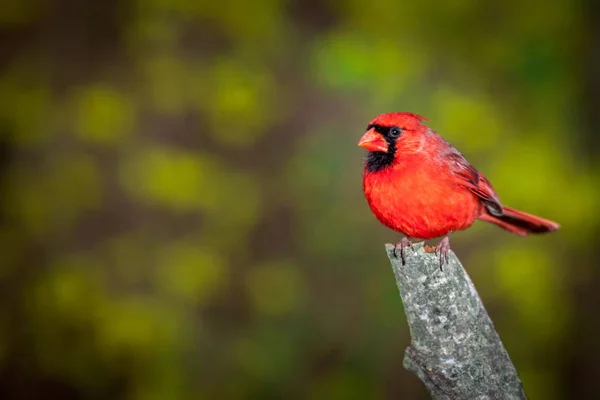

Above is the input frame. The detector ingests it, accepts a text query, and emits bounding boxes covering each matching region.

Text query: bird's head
[358,112,429,172]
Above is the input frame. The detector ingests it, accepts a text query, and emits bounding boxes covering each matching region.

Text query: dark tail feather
[479,206,560,236]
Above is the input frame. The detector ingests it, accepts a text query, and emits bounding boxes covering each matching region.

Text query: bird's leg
[393,237,413,265]
[435,235,451,270]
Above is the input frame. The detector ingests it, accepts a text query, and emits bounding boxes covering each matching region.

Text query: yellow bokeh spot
[5,154,103,237]
[311,32,371,89]
[31,254,107,329]
[203,59,276,148]
[119,147,221,212]
[210,169,262,228]
[73,84,136,145]
[156,242,226,304]
[0,62,53,146]
[245,260,305,316]
[141,56,189,114]
[10,86,52,146]
[433,88,502,153]
[494,245,567,345]
[97,296,179,360]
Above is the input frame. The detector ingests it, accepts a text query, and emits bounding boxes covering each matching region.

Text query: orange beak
[358,129,388,152]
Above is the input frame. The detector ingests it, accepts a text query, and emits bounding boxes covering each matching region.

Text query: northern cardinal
[358,112,559,266]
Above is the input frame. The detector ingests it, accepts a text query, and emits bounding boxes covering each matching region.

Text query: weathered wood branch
[385,242,527,400]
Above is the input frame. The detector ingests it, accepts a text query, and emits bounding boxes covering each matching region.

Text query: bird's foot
[435,236,451,270]
[393,237,413,265]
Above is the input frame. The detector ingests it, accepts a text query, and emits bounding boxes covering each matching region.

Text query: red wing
[443,147,504,216]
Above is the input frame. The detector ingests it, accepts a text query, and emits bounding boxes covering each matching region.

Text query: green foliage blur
[0,0,598,399]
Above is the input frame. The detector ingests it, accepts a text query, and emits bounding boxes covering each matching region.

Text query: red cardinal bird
[358,112,559,266]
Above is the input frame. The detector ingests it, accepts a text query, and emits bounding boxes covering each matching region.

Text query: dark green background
[0,0,598,399]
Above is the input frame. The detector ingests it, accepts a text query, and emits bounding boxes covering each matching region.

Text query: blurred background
[0,0,598,399]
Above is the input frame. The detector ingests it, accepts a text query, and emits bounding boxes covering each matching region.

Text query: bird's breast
[363,159,481,239]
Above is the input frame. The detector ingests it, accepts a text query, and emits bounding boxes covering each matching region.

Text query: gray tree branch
[385,242,527,400]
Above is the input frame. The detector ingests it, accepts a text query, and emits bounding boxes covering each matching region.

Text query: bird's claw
[435,236,451,271]
[394,237,413,265]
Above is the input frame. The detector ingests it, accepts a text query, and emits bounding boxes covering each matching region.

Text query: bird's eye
[389,127,402,138]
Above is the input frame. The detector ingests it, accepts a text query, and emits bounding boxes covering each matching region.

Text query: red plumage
[359,112,559,265]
